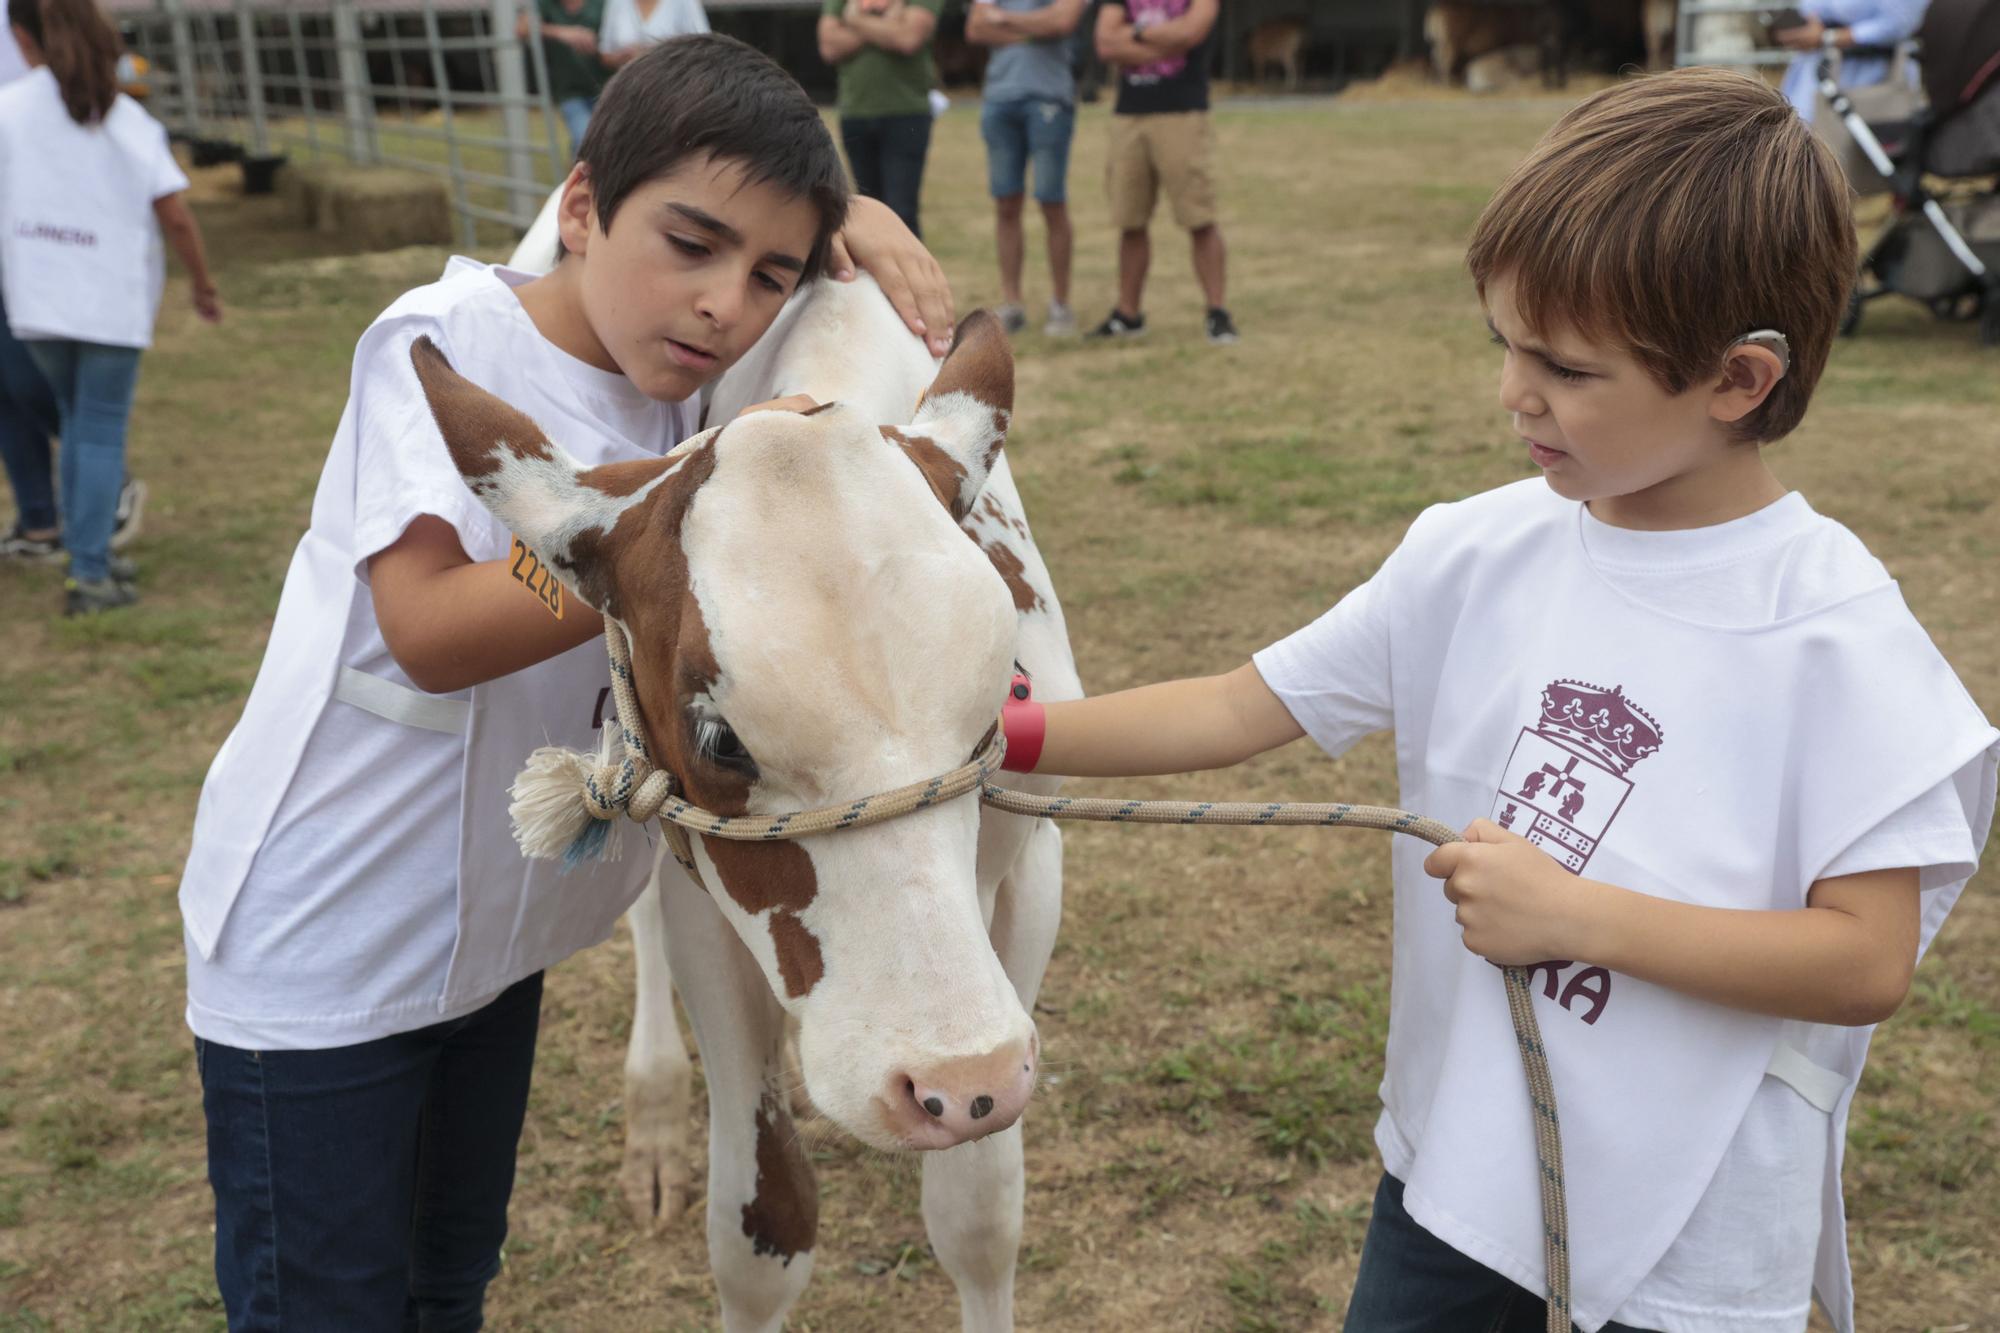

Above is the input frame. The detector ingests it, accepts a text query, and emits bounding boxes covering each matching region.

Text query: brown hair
[8,0,120,124]
[1466,68,1857,442]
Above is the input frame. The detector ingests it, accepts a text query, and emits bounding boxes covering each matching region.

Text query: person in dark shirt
[1087,0,1236,344]
[520,0,610,155]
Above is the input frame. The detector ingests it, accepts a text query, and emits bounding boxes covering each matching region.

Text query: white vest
[180,260,698,1033]
[0,70,186,348]
[1371,483,1996,1331]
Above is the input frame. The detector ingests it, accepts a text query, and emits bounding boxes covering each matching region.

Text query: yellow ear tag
[508,534,564,620]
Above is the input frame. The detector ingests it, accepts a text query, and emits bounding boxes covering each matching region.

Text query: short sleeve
[1817,777,1980,892]
[347,322,503,582]
[1251,559,1396,761]
[148,115,190,199]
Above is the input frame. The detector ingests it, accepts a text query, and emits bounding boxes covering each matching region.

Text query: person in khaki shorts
[1088,0,1236,344]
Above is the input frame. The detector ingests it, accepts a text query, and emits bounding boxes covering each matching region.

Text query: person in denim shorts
[967,0,1088,336]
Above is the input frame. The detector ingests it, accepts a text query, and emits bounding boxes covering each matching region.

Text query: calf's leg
[925,819,1063,1333]
[661,874,818,1333]
[621,864,695,1233]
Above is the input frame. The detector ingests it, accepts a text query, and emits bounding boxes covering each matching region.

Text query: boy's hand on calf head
[1423,820,1584,966]
[828,196,956,357]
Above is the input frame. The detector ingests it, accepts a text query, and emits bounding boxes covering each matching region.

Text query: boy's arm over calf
[370,515,605,695]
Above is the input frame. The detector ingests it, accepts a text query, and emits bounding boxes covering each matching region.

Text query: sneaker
[1085,309,1146,340]
[110,478,147,551]
[1,522,63,563]
[108,553,138,583]
[995,303,1027,336]
[64,575,139,616]
[1205,307,1240,346]
[1043,301,1079,337]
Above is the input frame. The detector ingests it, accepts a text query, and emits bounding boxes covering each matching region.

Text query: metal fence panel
[120,0,571,242]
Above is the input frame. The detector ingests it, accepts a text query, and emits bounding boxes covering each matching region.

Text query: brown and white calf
[432,233,1078,1330]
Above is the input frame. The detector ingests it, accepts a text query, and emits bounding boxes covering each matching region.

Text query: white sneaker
[1043,301,1079,337]
[110,478,147,551]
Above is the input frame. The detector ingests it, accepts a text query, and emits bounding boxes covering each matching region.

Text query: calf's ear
[409,336,716,619]
[882,309,1013,520]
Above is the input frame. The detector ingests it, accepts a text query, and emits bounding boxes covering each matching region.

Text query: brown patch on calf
[409,336,556,480]
[739,1090,818,1265]
[562,441,719,630]
[699,840,824,998]
[884,425,971,519]
[979,538,1045,614]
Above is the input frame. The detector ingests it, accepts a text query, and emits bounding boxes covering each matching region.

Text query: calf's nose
[888,1035,1038,1148]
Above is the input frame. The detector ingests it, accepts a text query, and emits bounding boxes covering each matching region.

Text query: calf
[484,205,1079,1330]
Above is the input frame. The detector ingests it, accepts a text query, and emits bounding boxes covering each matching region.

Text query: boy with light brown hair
[1003,68,1996,1332]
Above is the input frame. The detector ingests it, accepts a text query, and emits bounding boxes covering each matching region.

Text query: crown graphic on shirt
[1537,679,1664,774]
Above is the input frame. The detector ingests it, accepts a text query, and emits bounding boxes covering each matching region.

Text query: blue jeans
[841,112,933,239]
[197,972,544,1332]
[1346,1174,1658,1333]
[0,293,59,533]
[981,97,1076,204]
[557,94,594,157]
[23,338,142,582]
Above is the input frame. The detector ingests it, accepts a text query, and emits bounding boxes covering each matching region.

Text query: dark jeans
[1346,1174,1657,1333]
[841,112,933,239]
[0,291,59,533]
[197,972,544,1332]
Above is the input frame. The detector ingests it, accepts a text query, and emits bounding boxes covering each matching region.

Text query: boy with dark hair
[178,34,946,1325]
[1003,69,1995,1332]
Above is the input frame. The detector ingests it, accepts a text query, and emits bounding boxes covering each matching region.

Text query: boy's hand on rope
[1424,820,1584,966]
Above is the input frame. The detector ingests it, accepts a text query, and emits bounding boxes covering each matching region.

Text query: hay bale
[284,162,453,251]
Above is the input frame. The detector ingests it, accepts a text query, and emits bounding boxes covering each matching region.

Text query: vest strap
[332,666,471,735]
[1764,1042,1847,1113]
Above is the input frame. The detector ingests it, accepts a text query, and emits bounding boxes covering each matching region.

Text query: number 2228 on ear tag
[508,535,564,620]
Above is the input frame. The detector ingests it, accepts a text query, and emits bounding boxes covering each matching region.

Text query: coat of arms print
[1488,680,1665,1026]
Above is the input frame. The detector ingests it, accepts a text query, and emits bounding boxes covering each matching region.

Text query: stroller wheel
[1839,288,1864,338]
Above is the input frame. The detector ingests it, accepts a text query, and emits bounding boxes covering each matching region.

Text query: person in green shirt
[519,0,610,155]
[817,0,944,237]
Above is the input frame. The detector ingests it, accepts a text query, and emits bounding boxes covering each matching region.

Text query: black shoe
[64,576,139,616]
[1205,307,1240,346]
[1,522,63,563]
[1085,309,1146,340]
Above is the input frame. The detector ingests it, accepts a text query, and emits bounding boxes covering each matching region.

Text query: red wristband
[1000,673,1045,773]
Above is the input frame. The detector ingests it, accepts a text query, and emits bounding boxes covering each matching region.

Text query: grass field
[2,91,1996,1332]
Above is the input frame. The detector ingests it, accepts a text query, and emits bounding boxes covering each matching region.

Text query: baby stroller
[1821,0,2000,346]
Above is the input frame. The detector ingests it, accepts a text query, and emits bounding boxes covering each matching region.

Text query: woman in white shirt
[597,0,708,69]
[0,0,220,614]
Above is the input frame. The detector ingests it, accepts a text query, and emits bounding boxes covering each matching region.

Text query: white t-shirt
[598,0,709,53]
[1254,485,1995,1332]
[182,260,701,1050]
[0,69,189,347]
[0,24,29,86]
